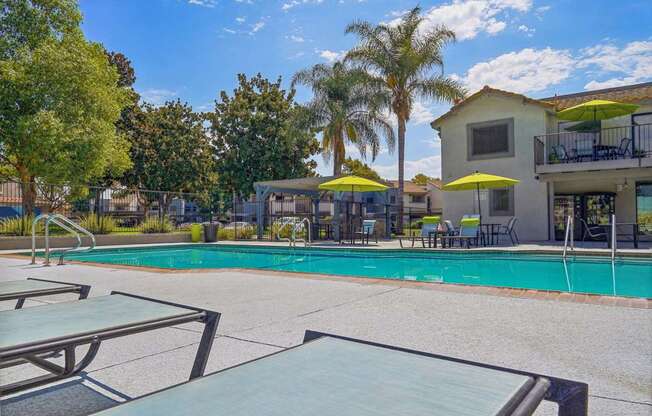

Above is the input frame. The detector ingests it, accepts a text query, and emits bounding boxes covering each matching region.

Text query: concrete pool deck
[0,254,650,415]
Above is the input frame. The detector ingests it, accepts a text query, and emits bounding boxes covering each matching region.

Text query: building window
[489,188,514,216]
[467,118,514,160]
[411,195,425,203]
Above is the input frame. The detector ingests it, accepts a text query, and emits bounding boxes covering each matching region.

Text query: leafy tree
[412,173,439,185]
[0,0,131,215]
[345,6,465,231]
[210,73,320,197]
[292,62,394,176]
[342,158,381,181]
[122,100,216,216]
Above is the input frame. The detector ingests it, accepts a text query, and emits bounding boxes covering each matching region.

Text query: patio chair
[551,144,577,163]
[609,137,633,159]
[353,219,377,245]
[496,217,520,245]
[441,217,480,248]
[0,278,91,309]
[580,218,607,242]
[443,220,457,236]
[0,292,220,395]
[398,216,440,248]
[89,330,588,416]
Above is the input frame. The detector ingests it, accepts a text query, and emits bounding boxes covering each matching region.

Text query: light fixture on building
[616,179,630,192]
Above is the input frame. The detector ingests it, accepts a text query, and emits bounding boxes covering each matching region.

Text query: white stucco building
[432,83,652,242]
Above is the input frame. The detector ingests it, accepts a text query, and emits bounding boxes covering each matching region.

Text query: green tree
[345,6,465,231]
[122,100,216,216]
[292,62,394,176]
[0,0,131,215]
[412,173,439,185]
[210,73,320,197]
[342,158,382,181]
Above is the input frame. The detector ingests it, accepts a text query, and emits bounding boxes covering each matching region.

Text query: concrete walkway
[0,256,650,415]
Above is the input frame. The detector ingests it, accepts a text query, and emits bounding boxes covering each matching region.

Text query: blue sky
[79,0,651,179]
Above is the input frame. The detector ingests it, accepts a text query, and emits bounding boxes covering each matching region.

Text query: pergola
[253,176,391,240]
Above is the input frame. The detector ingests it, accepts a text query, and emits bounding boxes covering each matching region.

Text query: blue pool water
[63,245,652,298]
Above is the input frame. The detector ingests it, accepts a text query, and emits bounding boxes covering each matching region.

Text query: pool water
[63,245,652,298]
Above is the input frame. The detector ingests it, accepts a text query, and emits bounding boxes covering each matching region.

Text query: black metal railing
[534,123,652,167]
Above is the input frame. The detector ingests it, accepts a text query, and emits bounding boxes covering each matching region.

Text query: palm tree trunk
[397,117,406,234]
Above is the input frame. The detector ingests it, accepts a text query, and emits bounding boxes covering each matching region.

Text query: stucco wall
[439,94,549,241]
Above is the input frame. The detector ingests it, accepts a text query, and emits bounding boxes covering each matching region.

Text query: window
[467,118,514,160]
[411,195,425,203]
[489,188,514,216]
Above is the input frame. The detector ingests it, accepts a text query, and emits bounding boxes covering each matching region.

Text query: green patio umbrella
[556,100,639,122]
[442,171,520,218]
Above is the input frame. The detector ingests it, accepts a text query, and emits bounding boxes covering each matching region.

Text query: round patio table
[480,223,502,246]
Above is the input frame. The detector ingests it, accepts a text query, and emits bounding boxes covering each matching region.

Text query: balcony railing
[534,123,652,169]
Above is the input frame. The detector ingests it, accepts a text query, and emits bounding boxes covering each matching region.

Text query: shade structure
[443,172,519,218]
[556,99,639,122]
[318,175,388,193]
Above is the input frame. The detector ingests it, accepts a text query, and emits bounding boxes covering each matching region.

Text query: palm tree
[291,61,395,176]
[345,6,466,232]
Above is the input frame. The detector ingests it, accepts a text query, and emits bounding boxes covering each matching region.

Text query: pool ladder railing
[31,214,96,266]
[275,217,311,247]
[562,215,574,259]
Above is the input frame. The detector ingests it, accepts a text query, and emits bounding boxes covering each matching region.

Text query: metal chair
[496,217,519,245]
[610,137,633,159]
[580,218,607,242]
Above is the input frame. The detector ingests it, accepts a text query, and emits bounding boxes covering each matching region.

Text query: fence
[0,181,213,236]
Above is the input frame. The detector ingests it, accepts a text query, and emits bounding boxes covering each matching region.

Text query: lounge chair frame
[0,291,220,395]
[303,331,589,416]
[0,278,91,309]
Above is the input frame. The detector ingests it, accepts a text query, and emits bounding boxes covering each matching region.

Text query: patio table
[603,222,640,249]
[480,223,502,246]
[0,278,90,309]
[92,331,588,416]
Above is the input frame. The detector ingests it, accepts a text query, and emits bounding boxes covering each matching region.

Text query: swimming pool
[61,245,652,298]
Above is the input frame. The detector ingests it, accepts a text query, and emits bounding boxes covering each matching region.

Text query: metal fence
[0,181,213,236]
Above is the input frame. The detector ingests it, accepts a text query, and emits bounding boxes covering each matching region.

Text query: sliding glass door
[637,182,652,239]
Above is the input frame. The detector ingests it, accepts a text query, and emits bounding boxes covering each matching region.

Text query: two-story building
[432,82,652,242]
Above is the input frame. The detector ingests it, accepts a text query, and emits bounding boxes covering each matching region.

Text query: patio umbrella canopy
[556,99,639,121]
[443,172,519,218]
[318,175,388,193]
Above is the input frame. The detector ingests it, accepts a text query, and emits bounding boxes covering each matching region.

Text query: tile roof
[388,180,429,194]
[539,82,652,110]
[431,82,652,128]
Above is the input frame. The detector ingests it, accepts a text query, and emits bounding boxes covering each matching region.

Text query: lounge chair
[496,217,520,245]
[610,137,633,159]
[0,292,220,395]
[580,218,607,242]
[89,330,588,416]
[398,216,440,248]
[441,217,480,248]
[353,219,377,245]
[0,278,91,309]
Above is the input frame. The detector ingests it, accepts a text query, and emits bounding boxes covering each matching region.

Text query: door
[632,113,652,156]
[553,195,576,240]
[637,182,652,240]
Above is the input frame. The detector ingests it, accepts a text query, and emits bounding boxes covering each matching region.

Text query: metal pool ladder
[562,215,574,259]
[275,217,311,247]
[31,214,96,266]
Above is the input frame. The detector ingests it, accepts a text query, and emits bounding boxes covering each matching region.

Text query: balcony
[534,123,652,174]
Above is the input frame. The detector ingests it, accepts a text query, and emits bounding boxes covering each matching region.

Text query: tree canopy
[412,173,439,185]
[342,158,382,181]
[0,0,131,213]
[210,73,320,197]
[291,62,394,176]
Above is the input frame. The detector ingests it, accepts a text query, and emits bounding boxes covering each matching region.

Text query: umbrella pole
[477,183,482,220]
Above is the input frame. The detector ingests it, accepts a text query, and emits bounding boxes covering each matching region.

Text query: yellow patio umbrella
[442,171,519,218]
[556,99,639,122]
[318,175,388,193]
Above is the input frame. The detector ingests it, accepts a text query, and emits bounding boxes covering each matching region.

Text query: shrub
[218,225,255,240]
[271,222,307,240]
[141,217,173,234]
[0,215,38,236]
[78,214,116,234]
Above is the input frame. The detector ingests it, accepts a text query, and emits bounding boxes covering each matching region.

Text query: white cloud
[139,89,178,106]
[373,155,442,180]
[454,47,575,93]
[409,100,436,125]
[223,28,237,34]
[517,24,535,37]
[282,0,324,11]
[287,34,305,43]
[316,49,346,63]
[235,16,246,24]
[391,0,533,41]
[579,41,652,90]
[187,0,217,7]
[250,20,265,34]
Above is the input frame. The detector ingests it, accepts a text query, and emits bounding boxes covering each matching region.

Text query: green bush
[270,222,307,240]
[0,215,39,236]
[78,214,116,234]
[218,225,255,240]
[141,217,173,234]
